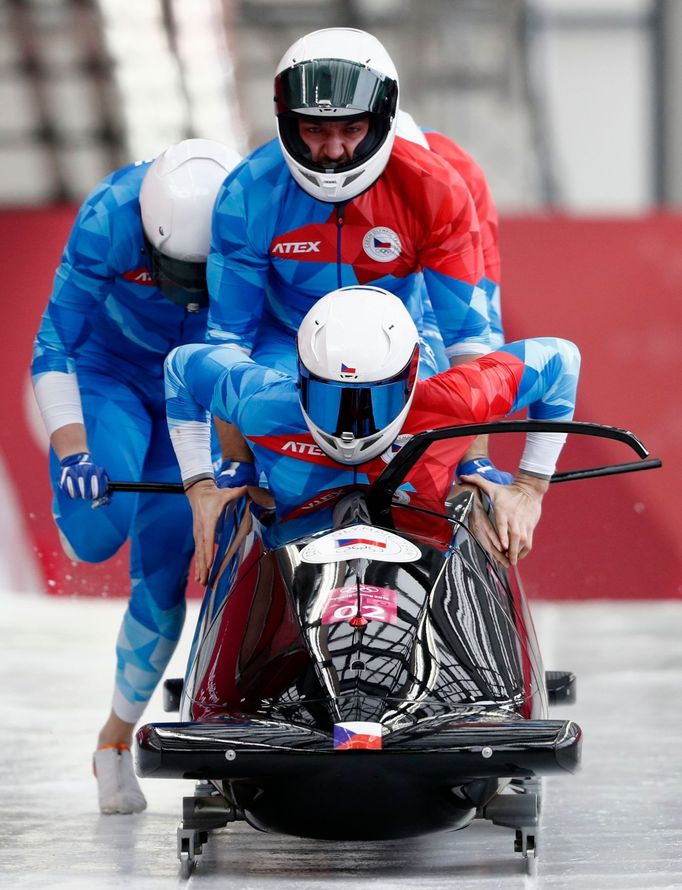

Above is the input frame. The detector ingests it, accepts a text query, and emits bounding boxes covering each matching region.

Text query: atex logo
[282,440,325,455]
[122,267,155,285]
[301,488,346,511]
[271,241,321,255]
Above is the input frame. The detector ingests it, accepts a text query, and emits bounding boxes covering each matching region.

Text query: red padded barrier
[1,209,679,598]
[499,216,680,598]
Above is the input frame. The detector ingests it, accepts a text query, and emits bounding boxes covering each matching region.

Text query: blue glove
[59,452,110,500]
[456,458,513,486]
[215,459,257,490]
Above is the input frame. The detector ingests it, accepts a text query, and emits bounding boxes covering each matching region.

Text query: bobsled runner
[132,421,660,877]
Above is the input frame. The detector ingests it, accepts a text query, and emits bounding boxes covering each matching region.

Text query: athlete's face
[298,118,370,167]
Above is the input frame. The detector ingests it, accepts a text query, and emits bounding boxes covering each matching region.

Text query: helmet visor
[299,345,419,440]
[145,236,208,311]
[275,59,397,118]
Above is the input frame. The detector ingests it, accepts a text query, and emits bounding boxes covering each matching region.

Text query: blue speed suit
[31,161,211,723]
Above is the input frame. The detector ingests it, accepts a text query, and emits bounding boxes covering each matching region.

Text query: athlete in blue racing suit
[31,139,241,814]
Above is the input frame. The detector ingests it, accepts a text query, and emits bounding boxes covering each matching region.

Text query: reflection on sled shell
[136,498,581,840]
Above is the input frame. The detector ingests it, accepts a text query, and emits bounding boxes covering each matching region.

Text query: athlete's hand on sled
[186,479,275,585]
[215,459,258,489]
[457,472,548,567]
[58,452,110,501]
[456,457,513,486]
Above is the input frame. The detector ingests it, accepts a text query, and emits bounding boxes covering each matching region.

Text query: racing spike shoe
[93,745,147,815]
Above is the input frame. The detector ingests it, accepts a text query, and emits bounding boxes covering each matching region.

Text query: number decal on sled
[322,585,398,625]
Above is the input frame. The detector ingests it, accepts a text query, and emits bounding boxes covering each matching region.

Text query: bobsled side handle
[108,481,186,494]
[550,458,662,484]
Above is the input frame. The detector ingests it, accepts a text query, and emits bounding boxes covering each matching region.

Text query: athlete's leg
[96,407,196,814]
[49,374,156,812]
[110,408,195,727]
[51,373,151,562]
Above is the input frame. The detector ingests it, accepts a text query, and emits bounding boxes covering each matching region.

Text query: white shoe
[93,746,147,815]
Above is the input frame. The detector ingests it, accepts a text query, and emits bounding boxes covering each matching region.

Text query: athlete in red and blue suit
[207,135,487,379]
[206,29,491,381]
[165,311,580,583]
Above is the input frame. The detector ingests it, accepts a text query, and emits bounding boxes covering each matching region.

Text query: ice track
[1,589,681,890]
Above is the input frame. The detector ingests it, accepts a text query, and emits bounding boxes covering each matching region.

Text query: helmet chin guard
[297,286,420,465]
[274,29,399,202]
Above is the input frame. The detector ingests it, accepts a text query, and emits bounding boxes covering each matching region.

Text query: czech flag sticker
[333,721,383,750]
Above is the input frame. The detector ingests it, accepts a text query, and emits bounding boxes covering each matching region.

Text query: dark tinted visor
[275,59,397,117]
[144,235,208,311]
[299,345,419,440]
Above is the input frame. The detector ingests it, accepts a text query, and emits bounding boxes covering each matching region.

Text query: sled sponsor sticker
[333,721,383,750]
[322,584,398,625]
[299,524,421,564]
[362,226,402,263]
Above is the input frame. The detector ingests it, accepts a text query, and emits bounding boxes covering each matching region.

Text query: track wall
[1,209,679,599]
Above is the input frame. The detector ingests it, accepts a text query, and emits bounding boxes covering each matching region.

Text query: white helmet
[297,286,420,464]
[140,138,241,311]
[274,28,399,203]
[396,110,429,149]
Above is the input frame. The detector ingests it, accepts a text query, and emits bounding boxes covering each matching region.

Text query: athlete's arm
[205,166,271,352]
[165,343,247,486]
[419,166,490,360]
[437,337,581,564]
[165,344,274,582]
[31,185,115,439]
[424,130,503,348]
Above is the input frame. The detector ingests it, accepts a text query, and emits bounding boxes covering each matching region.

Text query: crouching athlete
[31,138,242,814]
[164,285,580,584]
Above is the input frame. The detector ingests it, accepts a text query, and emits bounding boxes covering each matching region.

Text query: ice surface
[1,589,681,889]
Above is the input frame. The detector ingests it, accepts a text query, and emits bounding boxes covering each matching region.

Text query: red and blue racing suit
[206,136,490,378]
[165,338,580,543]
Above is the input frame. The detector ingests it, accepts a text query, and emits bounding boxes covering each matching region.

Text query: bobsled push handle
[107,480,185,494]
[551,457,662,484]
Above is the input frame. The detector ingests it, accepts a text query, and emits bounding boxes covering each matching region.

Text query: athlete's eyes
[344,124,368,137]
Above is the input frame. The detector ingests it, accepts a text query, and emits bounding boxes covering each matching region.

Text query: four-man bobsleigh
[132,420,661,877]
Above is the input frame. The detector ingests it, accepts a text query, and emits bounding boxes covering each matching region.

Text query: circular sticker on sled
[300,524,421,564]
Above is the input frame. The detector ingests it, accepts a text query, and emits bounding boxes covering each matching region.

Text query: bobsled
[133,420,660,877]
